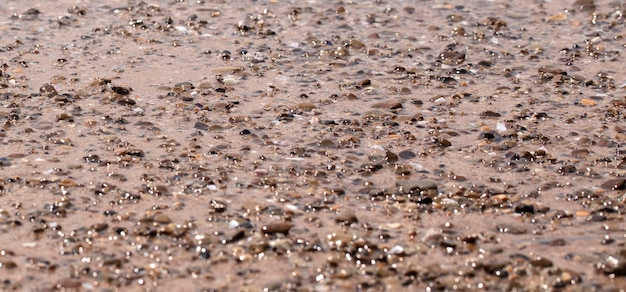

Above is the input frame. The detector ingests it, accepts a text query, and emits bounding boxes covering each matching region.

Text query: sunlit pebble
[81,282,94,290]
[388,245,404,255]
[496,122,507,132]
[222,76,238,85]
[285,157,305,161]
[410,162,424,171]
[368,144,385,151]
[434,97,447,105]
[207,184,218,191]
[133,107,145,113]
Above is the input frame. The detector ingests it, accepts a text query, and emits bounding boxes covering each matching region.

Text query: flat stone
[335,210,358,225]
[396,179,438,194]
[600,178,626,190]
[261,222,292,235]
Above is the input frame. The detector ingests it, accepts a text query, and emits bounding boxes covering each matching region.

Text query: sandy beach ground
[0,0,625,290]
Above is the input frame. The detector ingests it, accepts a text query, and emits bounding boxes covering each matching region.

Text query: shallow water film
[0,0,625,291]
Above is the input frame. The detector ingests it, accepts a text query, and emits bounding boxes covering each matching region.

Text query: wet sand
[0,0,626,291]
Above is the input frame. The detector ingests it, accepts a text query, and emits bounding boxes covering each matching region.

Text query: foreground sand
[1,0,626,290]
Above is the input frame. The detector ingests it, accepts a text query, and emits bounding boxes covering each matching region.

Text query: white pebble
[388,245,404,255]
[496,122,507,132]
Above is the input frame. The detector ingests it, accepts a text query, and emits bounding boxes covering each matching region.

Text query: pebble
[261,222,292,235]
[1,1,625,290]
[335,209,358,225]
[396,179,438,194]
[600,179,626,190]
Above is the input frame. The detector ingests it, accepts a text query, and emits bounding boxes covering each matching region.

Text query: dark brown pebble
[39,84,57,96]
[24,8,42,15]
[261,222,292,235]
[83,154,100,163]
[547,238,567,246]
[439,51,465,65]
[495,223,527,234]
[56,113,74,122]
[52,278,82,290]
[318,139,336,148]
[372,100,402,109]
[111,86,131,95]
[117,98,136,106]
[90,223,108,232]
[0,261,17,269]
[436,138,452,147]
[571,149,590,159]
[357,79,371,88]
[210,200,227,212]
[529,256,553,268]
[480,110,501,118]
[573,0,596,11]
[119,149,144,157]
[477,60,492,67]
[385,151,398,162]
[174,82,194,91]
[559,165,576,174]
[479,130,500,140]
[342,93,358,100]
[335,210,358,225]
[600,178,626,190]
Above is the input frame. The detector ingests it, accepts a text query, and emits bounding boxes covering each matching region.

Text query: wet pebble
[398,150,416,159]
[335,210,358,225]
[596,252,626,276]
[396,179,438,194]
[600,178,626,190]
[39,84,57,96]
[261,222,292,235]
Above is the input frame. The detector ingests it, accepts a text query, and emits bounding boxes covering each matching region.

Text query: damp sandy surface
[0,0,625,291]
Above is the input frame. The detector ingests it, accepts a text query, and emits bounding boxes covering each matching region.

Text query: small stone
[335,210,358,225]
[295,102,316,112]
[398,150,416,159]
[117,98,136,106]
[571,149,590,158]
[111,86,131,95]
[546,12,567,22]
[596,252,626,276]
[194,122,209,130]
[396,179,438,194]
[495,223,528,234]
[153,213,171,224]
[529,256,553,268]
[39,84,57,96]
[600,179,626,190]
[580,98,596,106]
[261,222,291,235]
[372,100,403,110]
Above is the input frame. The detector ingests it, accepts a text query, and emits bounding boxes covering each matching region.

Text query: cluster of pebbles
[0,0,625,290]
